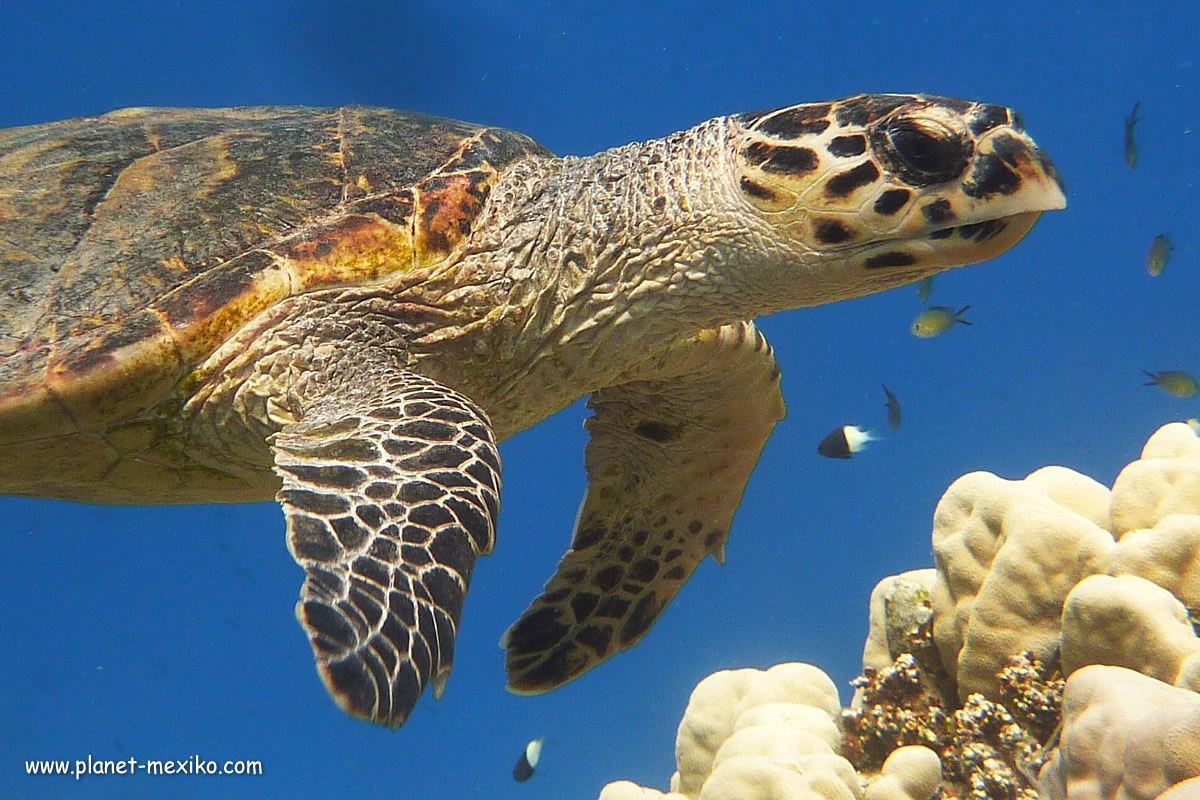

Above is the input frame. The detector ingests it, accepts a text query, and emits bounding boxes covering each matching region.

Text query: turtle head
[725,93,1065,305]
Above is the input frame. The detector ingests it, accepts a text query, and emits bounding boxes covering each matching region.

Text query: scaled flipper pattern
[272,372,501,727]
[503,322,785,692]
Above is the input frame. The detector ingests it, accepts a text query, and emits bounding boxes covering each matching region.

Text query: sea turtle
[0,95,1065,727]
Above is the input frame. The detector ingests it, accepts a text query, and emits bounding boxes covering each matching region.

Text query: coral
[863,747,942,800]
[841,653,953,770]
[598,782,682,800]
[669,663,843,797]
[929,468,1114,702]
[1112,513,1200,619]
[995,652,1063,745]
[1110,423,1200,538]
[1038,665,1200,800]
[596,424,1200,800]
[842,647,1059,799]
[1156,777,1200,800]
[1060,574,1200,690]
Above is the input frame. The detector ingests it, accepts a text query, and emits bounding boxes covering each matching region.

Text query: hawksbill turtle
[0,95,1064,727]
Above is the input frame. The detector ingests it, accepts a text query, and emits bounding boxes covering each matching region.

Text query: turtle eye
[883,119,968,184]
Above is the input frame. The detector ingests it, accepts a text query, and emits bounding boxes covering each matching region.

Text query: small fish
[916,276,933,303]
[1144,370,1199,398]
[1146,234,1172,277]
[911,305,971,338]
[1124,101,1141,168]
[881,384,901,432]
[1186,418,1200,435]
[817,425,875,459]
[513,737,544,782]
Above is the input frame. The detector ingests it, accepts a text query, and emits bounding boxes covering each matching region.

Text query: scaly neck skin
[448,116,789,418]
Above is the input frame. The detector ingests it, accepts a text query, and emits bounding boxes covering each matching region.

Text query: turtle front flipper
[503,322,784,693]
[271,372,501,727]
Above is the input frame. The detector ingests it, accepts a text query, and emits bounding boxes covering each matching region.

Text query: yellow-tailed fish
[916,276,933,303]
[1146,234,1172,277]
[1187,418,1200,435]
[882,384,901,432]
[911,305,971,338]
[1144,370,1198,398]
[1124,101,1141,168]
[817,425,875,459]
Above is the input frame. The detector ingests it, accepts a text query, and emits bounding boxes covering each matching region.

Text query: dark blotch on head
[969,104,1011,136]
[990,132,1026,168]
[835,95,912,127]
[635,421,680,442]
[760,146,819,175]
[865,251,919,269]
[814,219,854,244]
[824,162,880,198]
[827,134,867,157]
[957,219,1005,243]
[873,188,912,216]
[963,154,1021,198]
[739,176,778,202]
[931,96,972,113]
[756,108,832,139]
[922,198,955,224]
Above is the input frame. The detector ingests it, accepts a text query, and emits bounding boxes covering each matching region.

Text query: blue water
[2,2,1197,798]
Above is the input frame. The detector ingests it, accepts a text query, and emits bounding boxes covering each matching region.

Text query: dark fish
[817,425,874,459]
[513,737,544,782]
[882,384,901,432]
[1125,101,1141,168]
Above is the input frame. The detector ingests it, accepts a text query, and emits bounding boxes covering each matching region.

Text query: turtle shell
[0,105,549,441]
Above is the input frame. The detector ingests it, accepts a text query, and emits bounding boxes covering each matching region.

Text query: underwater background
[1,1,1197,798]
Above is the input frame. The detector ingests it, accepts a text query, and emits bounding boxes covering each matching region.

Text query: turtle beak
[964,127,1067,216]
